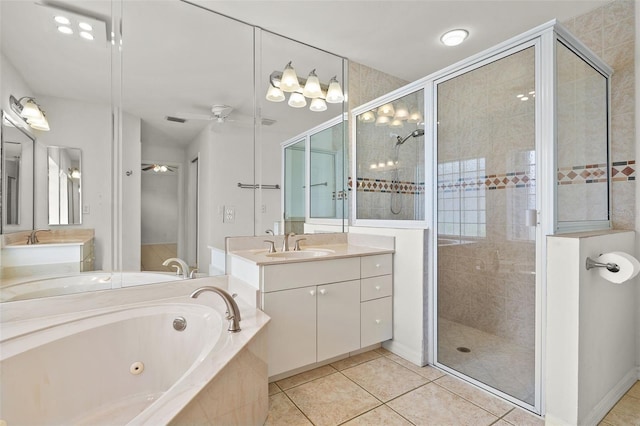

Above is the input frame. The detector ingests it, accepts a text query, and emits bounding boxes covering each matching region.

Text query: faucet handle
[170,264,181,276]
[293,238,307,251]
[263,240,276,253]
[189,268,199,279]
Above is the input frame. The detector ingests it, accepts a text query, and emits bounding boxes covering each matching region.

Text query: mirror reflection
[0,0,347,302]
[47,146,82,225]
[1,112,34,232]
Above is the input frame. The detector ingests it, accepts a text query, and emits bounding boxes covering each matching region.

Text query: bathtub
[0,272,184,302]
[0,279,270,425]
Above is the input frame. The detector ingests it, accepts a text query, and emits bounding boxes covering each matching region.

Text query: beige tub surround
[1,275,271,425]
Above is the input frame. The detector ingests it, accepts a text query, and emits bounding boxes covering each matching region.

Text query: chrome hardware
[264,240,276,253]
[265,229,274,235]
[309,290,315,296]
[319,288,327,295]
[162,257,190,278]
[26,229,50,245]
[173,316,187,331]
[293,238,306,251]
[189,268,199,279]
[585,256,620,273]
[190,286,242,332]
[282,232,296,252]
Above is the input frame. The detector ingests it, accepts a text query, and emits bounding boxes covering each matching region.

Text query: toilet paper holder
[585,256,620,273]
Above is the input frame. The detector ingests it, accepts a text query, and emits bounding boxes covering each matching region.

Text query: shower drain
[456,347,471,353]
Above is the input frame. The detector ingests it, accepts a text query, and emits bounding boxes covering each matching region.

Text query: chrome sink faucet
[162,257,190,279]
[282,232,296,252]
[26,229,50,245]
[190,286,241,332]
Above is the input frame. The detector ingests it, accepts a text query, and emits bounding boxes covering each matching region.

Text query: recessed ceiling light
[57,26,73,35]
[80,31,94,41]
[440,29,469,47]
[79,22,93,31]
[54,15,70,25]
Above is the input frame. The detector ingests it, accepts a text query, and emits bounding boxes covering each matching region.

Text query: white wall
[121,113,141,271]
[34,95,112,271]
[0,53,34,136]
[546,231,637,425]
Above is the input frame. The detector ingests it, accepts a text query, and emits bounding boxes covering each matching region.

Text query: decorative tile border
[349,159,635,194]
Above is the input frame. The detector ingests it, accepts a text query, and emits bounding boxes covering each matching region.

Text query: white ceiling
[2,0,610,146]
[193,0,610,82]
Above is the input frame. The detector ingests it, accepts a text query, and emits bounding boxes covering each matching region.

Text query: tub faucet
[190,286,241,332]
[27,229,50,245]
[282,232,296,252]
[162,257,190,279]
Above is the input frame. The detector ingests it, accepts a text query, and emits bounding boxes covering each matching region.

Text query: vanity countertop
[2,229,94,248]
[229,243,394,266]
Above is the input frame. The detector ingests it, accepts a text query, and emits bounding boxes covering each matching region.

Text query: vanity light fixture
[8,95,51,131]
[440,29,469,47]
[377,103,395,118]
[265,61,344,112]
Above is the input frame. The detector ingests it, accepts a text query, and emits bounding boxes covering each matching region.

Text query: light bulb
[389,119,404,128]
[80,31,94,41]
[288,92,307,108]
[57,26,73,35]
[54,16,70,25]
[394,102,409,120]
[375,116,390,127]
[302,69,323,99]
[265,85,285,102]
[79,22,93,31]
[360,111,376,123]
[377,103,395,118]
[407,110,423,124]
[441,29,469,46]
[280,62,301,93]
[310,98,327,112]
[325,76,344,103]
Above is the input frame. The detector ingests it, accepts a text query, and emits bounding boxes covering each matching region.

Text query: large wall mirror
[0,0,347,303]
[1,112,35,232]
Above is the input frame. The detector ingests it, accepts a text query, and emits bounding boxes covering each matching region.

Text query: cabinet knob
[309,290,315,296]
[375,319,381,324]
[375,285,381,291]
[319,289,327,295]
[375,263,380,268]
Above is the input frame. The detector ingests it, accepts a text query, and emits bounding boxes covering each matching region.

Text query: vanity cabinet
[259,254,393,377]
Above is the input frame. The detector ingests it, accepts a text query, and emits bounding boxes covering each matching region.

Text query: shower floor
[437,318,535,405]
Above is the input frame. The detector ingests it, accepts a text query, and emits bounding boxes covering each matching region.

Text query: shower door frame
[428,27,552,415]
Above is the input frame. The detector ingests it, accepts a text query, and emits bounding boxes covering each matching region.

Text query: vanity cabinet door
[316,280,360,362]
[361,297,393,347]
[263,286,317,377]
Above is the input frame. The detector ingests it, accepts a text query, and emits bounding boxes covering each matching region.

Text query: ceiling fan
[173,104,239,124]
[142,163,176,173]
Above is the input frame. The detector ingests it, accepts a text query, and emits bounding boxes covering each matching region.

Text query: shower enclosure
[352,21,611,413]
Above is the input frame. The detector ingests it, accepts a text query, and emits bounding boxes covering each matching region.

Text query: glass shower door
[436,46,537,407]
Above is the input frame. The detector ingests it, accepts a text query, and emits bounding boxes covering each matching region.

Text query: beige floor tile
[387,382,498,426]
[342,405,413,426]
[627,381,640,399]
[602,395,640,426]
[285,372,380,426]
[330,350,382,371]
[342,357,428,402]
[494,420,513,426]
[435,374,514,417]
[264,392,312,426]
[269,382,282,396]
[276,364,337,390]
[503,407,545,426]
[375,347,393,356]
[386,353,446,381]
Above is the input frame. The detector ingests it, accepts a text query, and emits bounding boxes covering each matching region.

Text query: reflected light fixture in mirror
[9,95,51,131]
[362,101,424,128]
[265,61,344,112]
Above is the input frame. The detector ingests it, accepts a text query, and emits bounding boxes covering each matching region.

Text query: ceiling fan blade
[174,112,213,121]
[142,165,155,171]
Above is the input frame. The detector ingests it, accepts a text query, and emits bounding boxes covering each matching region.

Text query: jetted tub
[0,272,184,302]
[0,282,270,425]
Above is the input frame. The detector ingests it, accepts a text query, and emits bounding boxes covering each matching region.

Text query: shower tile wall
[562,0,636,229]
[437,48,536,349]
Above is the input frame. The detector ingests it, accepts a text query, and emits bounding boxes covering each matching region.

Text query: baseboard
[383,340,423,366]
[581,368,638,426]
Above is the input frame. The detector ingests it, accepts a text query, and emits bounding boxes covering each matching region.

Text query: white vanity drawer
[262,257,360,292]
[361,254,392,278]
[361,275,392,301]
[361,297,392,347]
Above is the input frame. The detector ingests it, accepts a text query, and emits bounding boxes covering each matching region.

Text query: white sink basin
[266,249,334,259]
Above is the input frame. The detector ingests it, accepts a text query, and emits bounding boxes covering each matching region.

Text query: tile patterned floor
[265,348,545,426]
[600,381,640,426]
